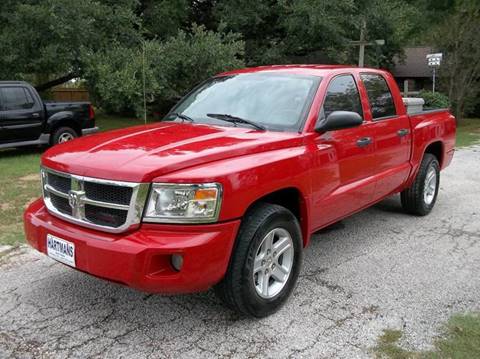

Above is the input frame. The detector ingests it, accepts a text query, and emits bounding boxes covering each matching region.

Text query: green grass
[95,112,153,131]
[0,148,42,246]
[374,313,480,359]
[0,114,150,246]
[456,118,480,147]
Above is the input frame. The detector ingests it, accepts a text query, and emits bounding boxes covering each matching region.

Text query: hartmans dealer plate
[46,234,76,267]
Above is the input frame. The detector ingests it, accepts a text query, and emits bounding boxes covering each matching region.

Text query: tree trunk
[35,73,78,92]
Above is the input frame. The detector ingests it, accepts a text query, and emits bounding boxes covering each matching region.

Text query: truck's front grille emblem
[41,168,149,233]
[67,189,86,219]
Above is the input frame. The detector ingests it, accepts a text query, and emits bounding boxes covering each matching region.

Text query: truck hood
[42,122,304,182]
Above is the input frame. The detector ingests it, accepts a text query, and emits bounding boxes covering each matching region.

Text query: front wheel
[215,203,303,317]
[401,153,440,216]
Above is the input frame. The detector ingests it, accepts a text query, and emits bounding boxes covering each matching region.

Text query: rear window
[360,74,396,119]
[0,87,35,111]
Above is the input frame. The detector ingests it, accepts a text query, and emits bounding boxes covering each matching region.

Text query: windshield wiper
[206,113,266,131]
[167,112,195,123]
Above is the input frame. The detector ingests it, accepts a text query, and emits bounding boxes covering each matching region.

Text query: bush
[419,90,450,109]
[83,25,245,116]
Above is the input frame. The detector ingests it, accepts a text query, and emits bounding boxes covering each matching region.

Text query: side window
[0,87,35,111]
[360,74,396,119]
[321,75,363,120]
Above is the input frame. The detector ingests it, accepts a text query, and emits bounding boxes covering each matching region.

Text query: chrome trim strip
[82,127,99,135]
[44,184,69,199]
[82,198,130,210]
[41,166,150,234]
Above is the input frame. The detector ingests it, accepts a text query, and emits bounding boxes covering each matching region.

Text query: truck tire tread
[401,153,440,216]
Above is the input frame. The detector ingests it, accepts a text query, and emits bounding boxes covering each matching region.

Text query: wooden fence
[51,88,90,102]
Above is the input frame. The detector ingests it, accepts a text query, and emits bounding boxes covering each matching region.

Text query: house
[392,46,434,95]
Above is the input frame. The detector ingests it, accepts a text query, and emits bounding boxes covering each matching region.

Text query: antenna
[142,41,147,125]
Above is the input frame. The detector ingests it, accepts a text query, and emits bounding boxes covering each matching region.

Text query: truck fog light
[171,254,183,271]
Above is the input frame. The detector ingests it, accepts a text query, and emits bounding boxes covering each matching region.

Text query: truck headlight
[143,183,222,223]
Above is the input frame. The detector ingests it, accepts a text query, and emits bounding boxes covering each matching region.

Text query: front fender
[152,146,313,243]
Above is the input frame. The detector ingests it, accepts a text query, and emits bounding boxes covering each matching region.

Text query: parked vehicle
[0,81,97,149]
[24,66,456,317]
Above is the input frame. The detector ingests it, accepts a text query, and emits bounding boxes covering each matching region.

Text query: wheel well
[50,120,81,137]
[424,141,443,167]
[247,187,309,246]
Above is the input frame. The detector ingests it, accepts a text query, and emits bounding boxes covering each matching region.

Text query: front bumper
[24,199,240,294]
[81,126,99,135]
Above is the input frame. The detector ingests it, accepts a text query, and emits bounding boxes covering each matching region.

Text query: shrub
[83,25,245,116]
[419,90,450,109]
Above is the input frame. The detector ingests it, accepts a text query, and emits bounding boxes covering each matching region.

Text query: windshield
[166,73,321,131]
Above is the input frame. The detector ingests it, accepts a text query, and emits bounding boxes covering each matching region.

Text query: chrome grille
[50,193,72,215]
[84,182,132,205]
[47,172,71,193]
[41,167,149,233]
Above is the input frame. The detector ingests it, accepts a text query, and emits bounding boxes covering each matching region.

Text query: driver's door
[310,74,377,230]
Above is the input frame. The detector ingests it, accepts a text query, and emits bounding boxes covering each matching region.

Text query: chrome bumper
[82,127,99,135]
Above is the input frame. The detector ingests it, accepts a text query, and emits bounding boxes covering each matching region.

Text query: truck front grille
[83,182,133,205]
[41,168,149,233]
[49,192,72,216]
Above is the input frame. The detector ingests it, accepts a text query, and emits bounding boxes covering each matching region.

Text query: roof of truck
[218,64,386,77]
[0,81,30,85]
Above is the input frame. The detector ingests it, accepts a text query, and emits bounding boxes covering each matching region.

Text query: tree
[212,0,419,68]
[430,0,480,120]
[0,1,244,115]
[140,0,190,40]
[0,0,141,88]
[0,0,435,115]
[83,25,244,115]
[347,0,420,68]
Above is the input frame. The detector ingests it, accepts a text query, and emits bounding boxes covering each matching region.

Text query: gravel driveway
[1,147,479,359]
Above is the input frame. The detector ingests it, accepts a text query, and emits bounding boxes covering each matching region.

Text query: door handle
[397,128,409,137]
[32,113,40,118]
[356,137,372,147]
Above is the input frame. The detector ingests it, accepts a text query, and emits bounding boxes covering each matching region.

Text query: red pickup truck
[24,65,455,317]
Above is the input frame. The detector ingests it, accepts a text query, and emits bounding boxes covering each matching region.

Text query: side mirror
[315,111,363,133]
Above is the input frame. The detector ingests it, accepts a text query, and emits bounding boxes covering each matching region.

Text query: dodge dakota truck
[0,81,97,149]
[24,65,456,317]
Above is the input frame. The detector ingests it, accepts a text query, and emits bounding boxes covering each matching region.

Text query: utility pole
[358,19,366,67]
[349,19,385,67]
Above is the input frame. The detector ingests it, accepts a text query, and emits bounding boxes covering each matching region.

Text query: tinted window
[0,87,35,111]
[360,74,396,119]
[168,73,321,131]
[321,75,363,120]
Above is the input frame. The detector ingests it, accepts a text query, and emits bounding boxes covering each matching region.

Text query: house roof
[392,46,434,78]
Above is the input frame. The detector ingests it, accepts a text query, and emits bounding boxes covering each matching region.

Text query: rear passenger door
[359,73,412,199]
[0,86,44,143]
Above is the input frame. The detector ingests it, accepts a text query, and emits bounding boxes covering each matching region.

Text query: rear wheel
[51,127,78,145]
[401,153,440,216]
[215,203,303,317]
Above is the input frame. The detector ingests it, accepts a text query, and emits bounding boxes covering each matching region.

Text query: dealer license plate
[46,234,76,267]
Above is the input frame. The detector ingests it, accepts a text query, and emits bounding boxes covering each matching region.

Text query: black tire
[214,203,303,317]
[401,153,440,216]
[51,127,78,145]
